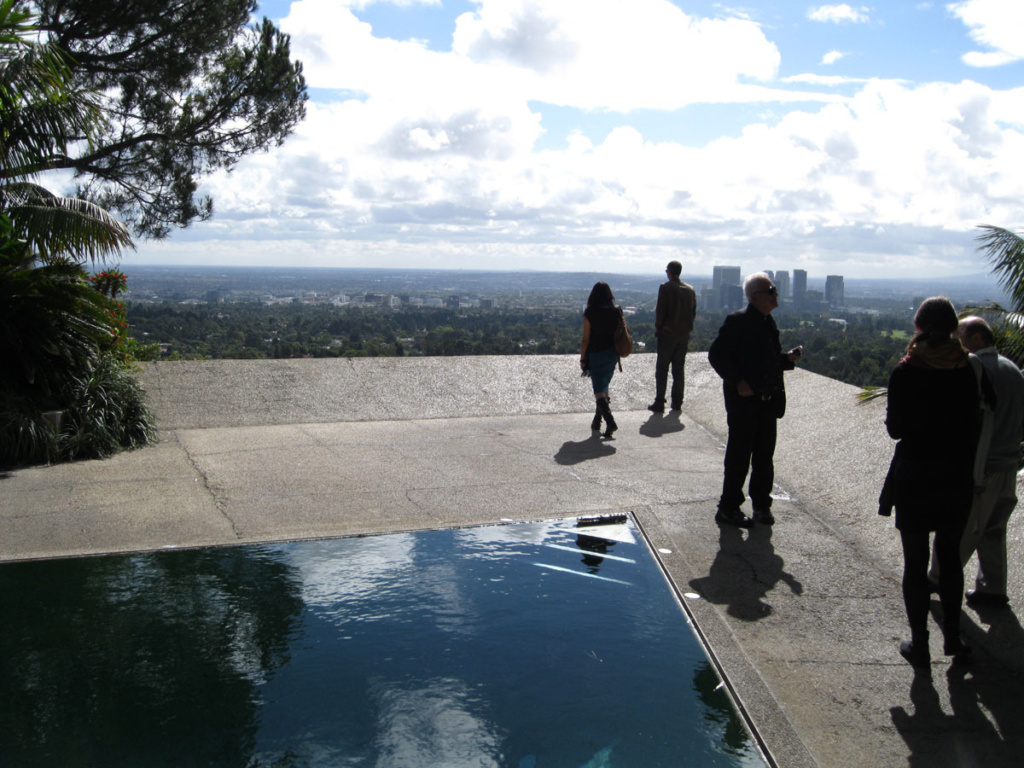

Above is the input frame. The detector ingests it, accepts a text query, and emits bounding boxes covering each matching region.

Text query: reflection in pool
[0,517,765,767]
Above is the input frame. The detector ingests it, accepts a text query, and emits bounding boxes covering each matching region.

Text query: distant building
[775,270,790,298]
[205,290,222,303]
[722,283,745,310]
[445,295,461,309]
[479,298,494,309]
[764,270,775,283]
[825,275,845,308]
[804,289,827,311]
[712,266,741,290]
[793,269,808,306]
[700,286,719,310]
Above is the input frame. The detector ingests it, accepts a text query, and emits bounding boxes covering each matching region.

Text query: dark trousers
[653,335,688,406]
[900,523,965,641]
[719,391,778,512]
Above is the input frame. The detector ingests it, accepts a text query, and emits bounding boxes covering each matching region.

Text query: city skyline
[701,265,845,309]
[104,0,1024,280]
[121,262,1005,309]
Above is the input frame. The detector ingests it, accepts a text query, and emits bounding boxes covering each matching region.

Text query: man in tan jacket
[648,260,697,413]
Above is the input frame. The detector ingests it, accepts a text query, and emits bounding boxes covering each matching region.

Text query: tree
[0,218,112,399]
[0,0,133,262]
[31,0,308,238]
[0,0,154,466]
[972,225,1024,366]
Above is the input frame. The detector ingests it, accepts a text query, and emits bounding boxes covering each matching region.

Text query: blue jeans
[588,348,618,394]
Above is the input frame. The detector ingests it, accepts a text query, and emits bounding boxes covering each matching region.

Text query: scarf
[903,337,968,369]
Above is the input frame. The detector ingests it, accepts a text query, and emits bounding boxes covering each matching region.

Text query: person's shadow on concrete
[964,599,1024,673]
[890,656,1024,766]
[890,671,958,767]
[639,411,685,438]
[689,523,803,621]
[554,433,616,465]
[890,608,1024,766]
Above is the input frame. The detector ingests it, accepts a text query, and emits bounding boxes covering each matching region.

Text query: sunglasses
[754,285,778,296]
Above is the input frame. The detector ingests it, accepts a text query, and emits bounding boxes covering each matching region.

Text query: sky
[124,0,1024,279]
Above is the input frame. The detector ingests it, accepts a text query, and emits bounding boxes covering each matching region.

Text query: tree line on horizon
[125,300,912,390]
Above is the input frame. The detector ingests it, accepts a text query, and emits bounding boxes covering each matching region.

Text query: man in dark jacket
[648,260,697,413]
[708,273,802,527]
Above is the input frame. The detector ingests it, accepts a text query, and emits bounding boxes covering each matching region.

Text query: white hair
[743,272,772,301]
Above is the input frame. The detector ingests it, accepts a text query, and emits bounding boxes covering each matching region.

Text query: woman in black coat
[885,297,979,667]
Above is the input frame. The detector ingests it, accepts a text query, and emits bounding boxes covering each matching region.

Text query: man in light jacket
[930,316,1024,608]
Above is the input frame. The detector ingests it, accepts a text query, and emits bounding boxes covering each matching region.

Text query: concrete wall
[142,353,898,560]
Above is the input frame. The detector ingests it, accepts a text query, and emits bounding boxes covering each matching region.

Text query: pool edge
[632,508,819,768]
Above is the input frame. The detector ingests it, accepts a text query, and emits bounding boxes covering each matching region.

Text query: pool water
[0,517,765,767]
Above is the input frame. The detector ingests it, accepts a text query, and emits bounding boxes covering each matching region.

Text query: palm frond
[973,227,1024,367]
[6,190,134,263]
[857,386,887,404]
[976,225,1024,312]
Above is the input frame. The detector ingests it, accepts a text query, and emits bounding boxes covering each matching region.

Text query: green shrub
[0,354,158,469]
[0,237,159,468]
[0,386,59,467]
[57,354,158,462]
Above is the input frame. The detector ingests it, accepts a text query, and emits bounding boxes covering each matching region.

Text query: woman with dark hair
[580,281,622,438]
[885,296,980,667]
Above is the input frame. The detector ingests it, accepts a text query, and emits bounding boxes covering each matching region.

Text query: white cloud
[451,0,790,111]
[949,0,1024,67]
[783,73,870,86]
[186,73,1024,277]
[808,4,870,24]
[821,50,846,65]
[127,0,1024,278]
[343,0,442,9]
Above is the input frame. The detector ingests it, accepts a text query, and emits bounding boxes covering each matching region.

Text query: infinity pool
[0,517,765,767]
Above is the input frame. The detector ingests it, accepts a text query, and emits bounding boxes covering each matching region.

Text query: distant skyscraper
[775,270,790,298]
[764,270,774,283]
[712,266,741,290]
[722,284,745,310]
[793,269,807,305]
[825,275,845,308]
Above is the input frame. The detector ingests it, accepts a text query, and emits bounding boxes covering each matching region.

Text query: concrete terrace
[4,354,1024,767]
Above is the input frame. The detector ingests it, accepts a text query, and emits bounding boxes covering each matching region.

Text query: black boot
[591,405,602,431]
[597,397,617,438]
[942,621,972,660]
[899,631,930,669]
